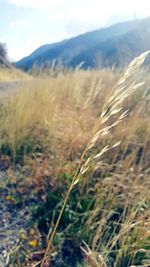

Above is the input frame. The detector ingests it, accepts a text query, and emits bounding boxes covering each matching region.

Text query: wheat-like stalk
[40,51,149,267]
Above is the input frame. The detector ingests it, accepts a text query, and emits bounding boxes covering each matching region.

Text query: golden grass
[39,52,150,266]
[0,67,31,81]
[0,54,150,267]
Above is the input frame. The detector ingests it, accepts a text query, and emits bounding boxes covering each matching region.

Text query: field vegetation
[0,67,31,81]
[0,53,150,267]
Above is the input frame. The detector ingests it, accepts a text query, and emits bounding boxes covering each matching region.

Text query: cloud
[48,0,112,35]
[64,0,150,36]
[8,0,150,20]
[8,37,43,61]
[8,0,64,9]
[65,19,106,36]
[7,0,150,15]
[0,37,6,43]
[10,19,29,29]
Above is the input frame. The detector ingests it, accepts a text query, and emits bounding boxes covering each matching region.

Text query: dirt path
[0,81,21,91]
[0,81,33,91]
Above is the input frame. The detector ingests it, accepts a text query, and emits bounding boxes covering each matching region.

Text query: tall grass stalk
[41,51,149,267]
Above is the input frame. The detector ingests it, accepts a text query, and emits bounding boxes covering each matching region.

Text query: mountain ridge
[15,17,150,70]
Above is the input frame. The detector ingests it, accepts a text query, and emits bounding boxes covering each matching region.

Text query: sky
[0,0,150,61]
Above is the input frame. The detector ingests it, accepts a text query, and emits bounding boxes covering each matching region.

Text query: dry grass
[0,54,150,267]
[0,67,31,81]
[39,52,150,267]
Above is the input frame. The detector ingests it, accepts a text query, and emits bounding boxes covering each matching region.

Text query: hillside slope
[16,17,150,69]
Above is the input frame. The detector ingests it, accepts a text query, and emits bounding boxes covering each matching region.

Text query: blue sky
[0,0,150,61]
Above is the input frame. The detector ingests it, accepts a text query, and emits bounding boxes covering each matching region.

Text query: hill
[15,17,150,69]
[0,57,31,81]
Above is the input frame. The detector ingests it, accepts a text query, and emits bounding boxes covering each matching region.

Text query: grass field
[0,54,150,267]
[0,66,31,81]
